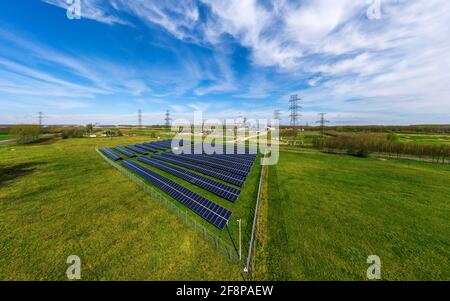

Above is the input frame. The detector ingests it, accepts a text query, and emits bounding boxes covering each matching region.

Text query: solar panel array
[180,144,258,156]
[143,143,167,151]
[172,153,253,174]
[139,143,162,152]
[101,147,122,161]
[100,140,258,231]
[152,153,246,187]
[184,154,254,168]
[142,139,187,151]
[159,153,246,177]
[135,143,158,152]
[122,159,231,229]
[125,145,148,155]
[114,146,136,158]
[138,156,240,202]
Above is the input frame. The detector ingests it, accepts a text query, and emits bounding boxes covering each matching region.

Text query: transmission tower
[164,110,171,129]
[316,113,330,135]
[273,110,281,121]
[37,112,46,127]
[138,109,142,128]
[289,95,302,129]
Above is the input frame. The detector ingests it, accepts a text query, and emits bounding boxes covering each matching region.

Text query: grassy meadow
[0,137,245,280]
[398,133,450,144]
[253,150,450,280]
[0,134,13,141]
[1,133,449,280]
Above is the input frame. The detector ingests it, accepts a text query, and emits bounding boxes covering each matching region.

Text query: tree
[10,124,41,144]
[86,124,94,135]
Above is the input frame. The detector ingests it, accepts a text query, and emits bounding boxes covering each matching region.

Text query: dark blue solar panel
[114,146,136,158]
[121,160,231,229]
[179,144,258,156]
[135,144,158,152]
[140,143,162,152]
[125,145,148,155]
[143,142,168,150]
[161,153,248,177]
[101,147,122,161]
[152,154,245,187]
[138,156,240,202]
[176,154,253,172]
[206,154,256,164]
[191,154,254,167]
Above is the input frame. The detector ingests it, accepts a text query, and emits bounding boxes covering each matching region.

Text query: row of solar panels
[138,156,240,202]
[152,154,246,187]
[122,159,231,229]
[101,143,256,229]
[179,144,258,155]
[102,145,256,187]
[166,153,254,175]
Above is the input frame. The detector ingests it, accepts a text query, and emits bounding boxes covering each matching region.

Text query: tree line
[8,124,123,144]
[281,124,450,134]
[313,133,450,163]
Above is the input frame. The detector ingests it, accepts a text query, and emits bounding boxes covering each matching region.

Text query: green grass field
[398,133,450,144]
[0,137,245,280]
[0,134,13,141]
[253,150,450,280]
[1,137,449,280]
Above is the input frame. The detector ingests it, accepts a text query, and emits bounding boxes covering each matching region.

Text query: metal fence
[244,151,267,273]
[95,148,240,264]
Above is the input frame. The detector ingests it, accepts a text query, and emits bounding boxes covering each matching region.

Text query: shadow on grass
[0,162,46,186]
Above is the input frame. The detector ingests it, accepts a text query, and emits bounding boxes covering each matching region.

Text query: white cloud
[29,0,450,124]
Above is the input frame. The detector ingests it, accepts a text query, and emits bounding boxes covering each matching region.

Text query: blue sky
[0,0,449,125]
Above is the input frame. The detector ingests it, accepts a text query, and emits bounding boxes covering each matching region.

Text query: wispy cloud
[5,0,450,124]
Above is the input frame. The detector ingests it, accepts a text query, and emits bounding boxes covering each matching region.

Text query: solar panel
[135,144,158,152]
[143,143,168,151]
[138,156,240,202]
[176,153,253,171]
[152,154,245,187]
[210,154,257,162]
[161,153,249,177]
[125,145,148,155]
[179,144,258,156]
[121,159,231,229]
[101,147,122,161]
[193,154,254,167]
[140,143,162,152]
[151,140,172,147]
[114,146,136,158]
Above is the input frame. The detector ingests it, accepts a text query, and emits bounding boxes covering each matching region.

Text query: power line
[289,94,302,129]
[316,113,330,135]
